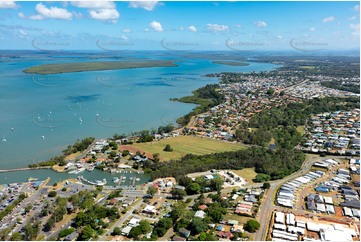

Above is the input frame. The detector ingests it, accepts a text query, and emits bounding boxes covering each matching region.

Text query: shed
[352,209,360,218]
[275,212,285,224]
[323,196,333,205]
[227,220,239,225]
[121,226,132,235]
[64,232,78,241]
[195,210,206,219]
[316,203,326,213]
[172,236,186,241]
[306,222,320,232]
[325,205,335,214]
[179,228,191,238]
[343,207,353,217]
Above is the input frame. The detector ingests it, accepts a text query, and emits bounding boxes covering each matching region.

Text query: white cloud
[149,21,163,32]
[30,15,44,20]
[277,35,283,39]
[352,5,360,12]
[121,35,128,40]
[322,16,335,23]
[34,3,73,20]
[349,16,357,20]
[350,23,360,30]
[129,1,160,11]
[309,27,316,32]
[18,12,26,19]
[144,28,150,32]
[255,21,267,28]
[179,26,184,31]
[0,1,18,9]
[71,1,115,9]
[70,1,118,22]
[207,24,229,31]
[188,25,197,32]
[89,9,119,23]
[350,25,360,36]
[235,24,242,28]
[122,28,132,33]
[349,23,360,36]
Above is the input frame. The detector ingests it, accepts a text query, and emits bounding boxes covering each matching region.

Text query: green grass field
[132,136,246,161]
[231,168,258,185]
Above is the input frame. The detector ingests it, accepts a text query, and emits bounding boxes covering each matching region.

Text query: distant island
[212,60,250,66]
[23,60,178,74]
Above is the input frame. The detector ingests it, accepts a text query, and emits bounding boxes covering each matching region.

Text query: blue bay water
[0,53,278,174]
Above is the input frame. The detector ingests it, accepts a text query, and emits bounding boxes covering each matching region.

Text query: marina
[0,168,151,185]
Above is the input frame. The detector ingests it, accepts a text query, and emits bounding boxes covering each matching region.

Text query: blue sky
[0,1,359,51]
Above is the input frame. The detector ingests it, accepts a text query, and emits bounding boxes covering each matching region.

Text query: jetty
[78,176,107,186]
[0,166,51,173]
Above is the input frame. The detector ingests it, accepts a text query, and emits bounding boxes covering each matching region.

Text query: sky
[0,1,360,51]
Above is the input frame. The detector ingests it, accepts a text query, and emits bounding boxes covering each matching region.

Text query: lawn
[130,136,246,161]
[231,168,258,186]
[224,213,251,225]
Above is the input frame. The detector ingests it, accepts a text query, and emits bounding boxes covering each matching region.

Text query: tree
[48,191,57,197]
[266,88,274,95]
[253,173,270,183]
[189,217,207,235]
[147,187,157,197]
[109,151,117,158]
[244,219,260,233]
[24,222,40,240]
[59,228,75,238]
[153,153,160,162]
[175,218,191,232]
[138,220,151,233]
[210,176,224,191]
[163,144,173,152]
[112,227,122,236]
[279,90,285,96]
[171,188,186,200]
[128,226,142,239]
[80,225,95,240]
[10,232,23,241]
[157,217,173,230]
[122,149,130,157]
[186,183,201,195]
[262,182,270,189]
[197,232,217,241]
[170,202,186,222]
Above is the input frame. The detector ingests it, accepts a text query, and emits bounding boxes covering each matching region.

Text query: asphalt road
[98,199,144,241]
